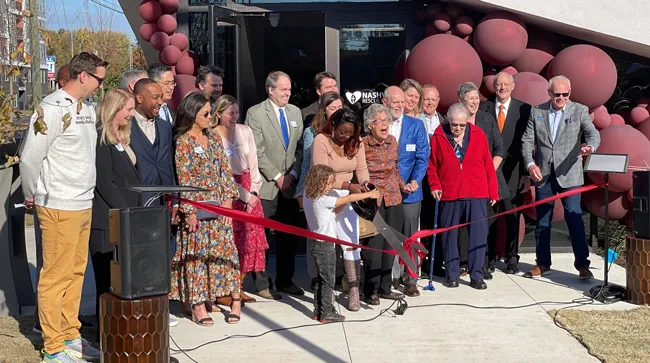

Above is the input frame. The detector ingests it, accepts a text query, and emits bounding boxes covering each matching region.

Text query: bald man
[56,64,70,88]
[382,86,430,297]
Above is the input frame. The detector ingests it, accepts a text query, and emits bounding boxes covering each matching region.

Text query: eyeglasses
[201,111,211,118]
[85,72,104,85]
[160,81,177,88]
[372,118,390,125]
[551,91,570,98]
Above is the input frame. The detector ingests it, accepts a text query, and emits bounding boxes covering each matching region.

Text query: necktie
[279,108,289,148]
[497,105,506,133]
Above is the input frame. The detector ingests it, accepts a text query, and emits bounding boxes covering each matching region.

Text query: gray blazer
[521,100,600,188]
[245,98,304,201]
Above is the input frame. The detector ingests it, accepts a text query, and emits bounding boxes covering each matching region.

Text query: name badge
[115,143,124,152]
[290,121,298,128]
[225,148,234,157]
[406,144,416,152]
[535,116,544,121]
[194,146,205,154]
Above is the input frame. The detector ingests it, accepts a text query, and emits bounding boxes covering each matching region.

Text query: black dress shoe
[364,294,380,305]
[483,270,493,280]
[470,279,487,290]
[444,278,459,288]
[486,262,496,274]
[277,283,305,295]
[505,265,519,274]
[378,291,404,300]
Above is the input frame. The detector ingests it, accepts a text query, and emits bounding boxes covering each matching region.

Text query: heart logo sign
[346,91,362,104]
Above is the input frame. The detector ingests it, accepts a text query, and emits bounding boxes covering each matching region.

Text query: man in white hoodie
[20,52,107,363]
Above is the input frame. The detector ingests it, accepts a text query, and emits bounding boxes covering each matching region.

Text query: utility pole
[129,42,133,69]
[70,30,74,59]
[29,0,43,105]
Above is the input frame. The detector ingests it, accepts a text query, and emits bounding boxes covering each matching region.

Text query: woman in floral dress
[171,91,242,326]
[212,94,268,304]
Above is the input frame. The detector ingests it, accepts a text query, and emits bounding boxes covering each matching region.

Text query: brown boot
[344,259,360,311]
[240,274,256,303]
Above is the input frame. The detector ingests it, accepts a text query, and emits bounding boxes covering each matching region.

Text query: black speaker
[109,206,171,299]
[633,171,650,239]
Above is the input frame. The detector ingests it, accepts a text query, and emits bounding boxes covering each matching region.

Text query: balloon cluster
[416,3,474,42]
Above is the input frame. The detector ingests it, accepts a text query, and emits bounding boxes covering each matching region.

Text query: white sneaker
[64,337,100,361]
[41,349,89,363]
[169,314,178,327]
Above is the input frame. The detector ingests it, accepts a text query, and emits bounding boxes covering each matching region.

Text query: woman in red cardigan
[427,103,499,290]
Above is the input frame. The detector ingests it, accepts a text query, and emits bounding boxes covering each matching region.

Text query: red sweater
[427,124,499,201]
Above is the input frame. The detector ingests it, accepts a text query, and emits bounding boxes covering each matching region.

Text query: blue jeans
[535,171,590,269]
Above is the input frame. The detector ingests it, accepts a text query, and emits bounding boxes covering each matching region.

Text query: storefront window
[189,0,226,5]
[188,13,209,66]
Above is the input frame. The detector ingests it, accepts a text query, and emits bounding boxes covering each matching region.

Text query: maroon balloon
[150,31,170,51]
[473,11,528,66]
[584,189,631,220]
[160,45,182,66]
[482,74,497,94]
[405,34,483,111]
[169,32,188,51]
[139,22,158,42]
[187,50,200,71]
[548,45,617,110]
[630,106,650,126]
[426,3,443,20]
[511,72,550,107]
[500,66,518,76]
[635,118,650,141]
[591,106,611,130]
[636,97,650,108]
[432,13,452,32]
[175,56,195,75]
[138,1,162,23]
[609,113,625,126]
[454,16,474,37]
[511,32,559,75]
[445,3,464,20]
[424,23,440,37]
[157,14,177,35]
[159,0,180,15]
[589,125,650,192]
[169,74,198,112]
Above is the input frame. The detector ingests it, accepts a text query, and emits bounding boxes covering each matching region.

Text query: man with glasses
[148,63,176,124]
[521,75,600,280]
[20,52,107,363]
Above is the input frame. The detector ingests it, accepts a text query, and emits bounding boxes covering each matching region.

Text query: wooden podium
[626,236,650,305]
[99,293,170,362]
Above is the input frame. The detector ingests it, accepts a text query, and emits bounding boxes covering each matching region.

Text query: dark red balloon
[150,31,170,51]
[636,97,650,108]
[445,3,464,20]
[583,188,631,220]
[405,34,483,111]
[609,114,625,126]
[635,118,650,141]
[175,56,195,75]
[454,16,474,37]
[482,73,496,94]
[160,45,182,66]
[591,106,611,130]
[433,13,452,32]
[630,106,650,125]
[138,1,162,23]
[139,22,158,42]
[588,125,650,192]
[473,11,528,66]
[548,45,617,110]
[170,33,188,51]
[511,32,559,75]
[424,23,440,37]
[187,50,200,71]
[426,3,443,21]
[159,0,180,15]
[511,72,550,107]
[169,74,198,112]
[500,66,518,76]
[157,14,177,35]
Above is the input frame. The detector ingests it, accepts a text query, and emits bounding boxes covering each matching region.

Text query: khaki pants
[35,206,92,354]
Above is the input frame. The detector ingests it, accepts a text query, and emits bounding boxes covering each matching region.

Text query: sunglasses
[550,91,570,98]
[85,72,104,85]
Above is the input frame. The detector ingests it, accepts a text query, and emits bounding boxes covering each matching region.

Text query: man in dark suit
[246,71,304,299]
[479,72,531,274]
[301,71,339,127]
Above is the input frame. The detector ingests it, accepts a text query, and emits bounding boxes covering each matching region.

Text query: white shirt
[159,103,174,125]
[303,192,338,239]
[134,110,157,144]
[389,115,404,143]
[419,112,440,143]
[495,97,512,120]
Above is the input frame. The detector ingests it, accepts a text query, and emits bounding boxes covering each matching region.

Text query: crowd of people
[19,51,601,362]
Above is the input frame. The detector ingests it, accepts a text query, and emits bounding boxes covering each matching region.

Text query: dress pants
[535,170,590,269]
[361,201,403,296]
[252,192,301,291]
[486,192,521,267]
[439,199,488,281]
[458,204,496,269]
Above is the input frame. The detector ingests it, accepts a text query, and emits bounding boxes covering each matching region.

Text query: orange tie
[497,105,506,133]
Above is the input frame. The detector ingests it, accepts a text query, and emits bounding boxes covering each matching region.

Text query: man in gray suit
[245,71,304,299]
[521,75,600,279]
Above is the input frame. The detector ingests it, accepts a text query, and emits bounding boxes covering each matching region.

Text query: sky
[46,0,136,41]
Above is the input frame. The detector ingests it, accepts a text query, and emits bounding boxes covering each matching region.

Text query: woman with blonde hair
[212,94,268,304]
[400,78,424,118]
[89,88,141,331]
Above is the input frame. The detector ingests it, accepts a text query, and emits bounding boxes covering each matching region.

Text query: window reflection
[189,13,209,66]
[189,0,226,5]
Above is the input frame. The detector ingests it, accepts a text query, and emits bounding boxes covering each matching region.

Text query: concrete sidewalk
[23,226,634,363]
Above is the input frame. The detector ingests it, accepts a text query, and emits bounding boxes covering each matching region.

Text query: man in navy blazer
[382,86,430,297]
